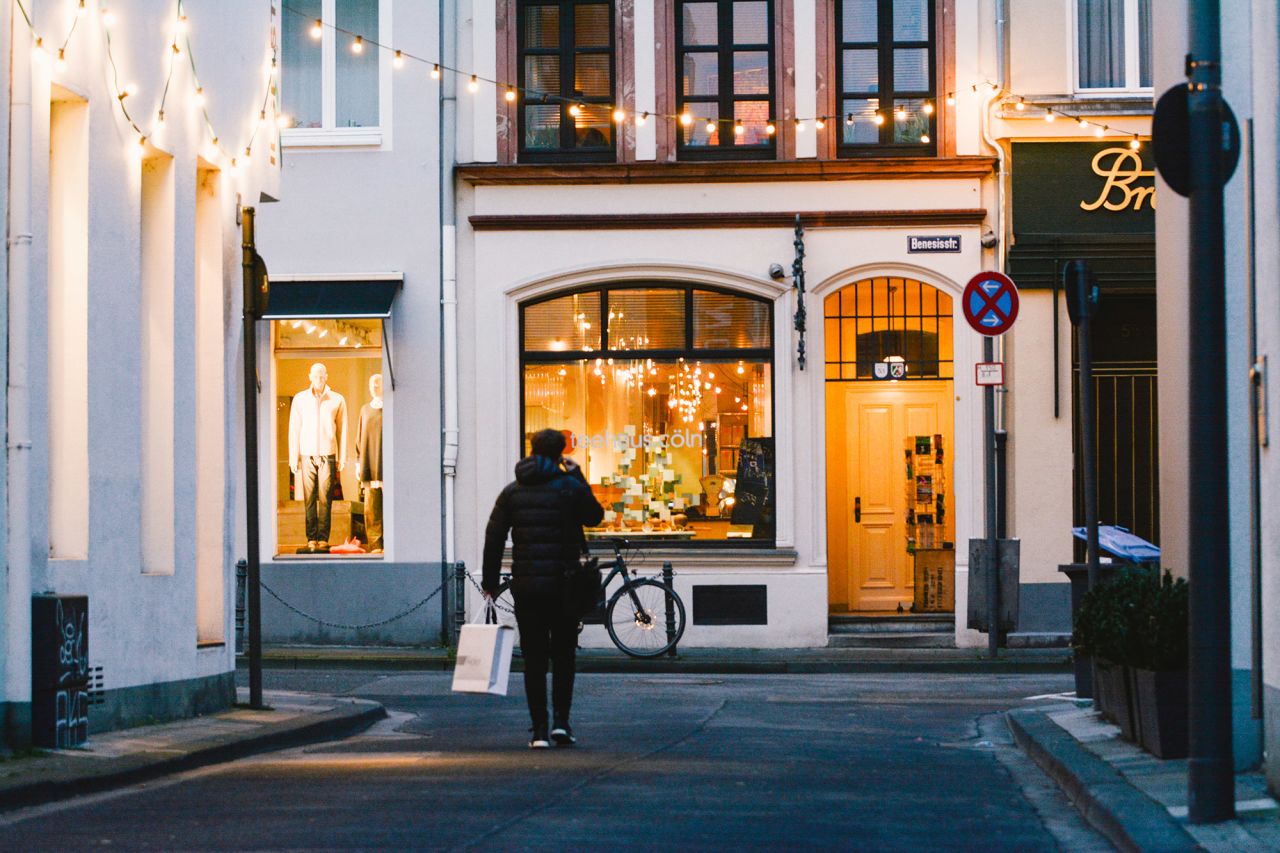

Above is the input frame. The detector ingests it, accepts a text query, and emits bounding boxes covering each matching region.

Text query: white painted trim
[269,272,404,282]
[502,261,790,301]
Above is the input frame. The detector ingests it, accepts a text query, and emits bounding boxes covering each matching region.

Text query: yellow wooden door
[827,381,953,612]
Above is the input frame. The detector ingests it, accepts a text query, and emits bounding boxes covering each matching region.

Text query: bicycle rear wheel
[605,578,686,658]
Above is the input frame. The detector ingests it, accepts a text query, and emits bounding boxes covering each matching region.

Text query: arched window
[823,277,953,380]
[521,284,775,545]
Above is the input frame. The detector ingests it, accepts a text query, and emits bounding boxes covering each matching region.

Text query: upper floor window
[1077,0,1152,91]
[836,0,936,156]
[676,1,776,160]
[518,1,616,162]
[281,0,384,144]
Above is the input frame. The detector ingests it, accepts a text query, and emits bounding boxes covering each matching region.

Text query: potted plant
[1130,571,1189,759]
[1071,567,1154,741]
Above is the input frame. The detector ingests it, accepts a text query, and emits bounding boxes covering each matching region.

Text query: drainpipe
[983,0,1010,430]
[6,3,34,739]
[438,0,459,644]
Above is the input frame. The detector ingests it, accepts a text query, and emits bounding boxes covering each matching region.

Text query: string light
[54,48,66,72]
[765,120,776,136]
[923,101,934,115]
[895,107,907,121]
[945,92,956,106]
[176,14,187,34]
[680,111,693,126]
[1094,125,1105,138]
[794,118,804,133]
[873,112,885,126]
[1077,117,1089,128]
[1014,97,1026,111]
[194,86,206,106]
[921,134,931,143]
[636,111,648,126]
[505,86,516,102]
[351,35,363,54]
[76,0,85,16]
[468,74,479,93]
[393,50,404,69]
[101,7,115,27]
[612,107,626,123]
[1129,135,1142,150]
[845,113,854,126]
[1044,109,1055,122]
[568,103,581,117]
[431,63,441,79]
[814,117,825,129]
[277,113,292,129]
[705,119,716,135]
[734,120,744,136]
[171,41,180,56]
[310,18,322,39]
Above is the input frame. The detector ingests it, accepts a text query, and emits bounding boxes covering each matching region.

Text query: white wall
[4,0,279,726]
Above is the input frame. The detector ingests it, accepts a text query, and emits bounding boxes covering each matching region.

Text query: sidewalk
[0,689,384,813]
[1009,703,1280,852]
[250,643,1072,673]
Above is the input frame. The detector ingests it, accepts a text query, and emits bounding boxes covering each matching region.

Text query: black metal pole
[1187,0,1234,823]
[984,335,998,658]
[1076,269,1100,595]
[995,430,1008,540]
[663,561,677,658]
[241,207,264,710]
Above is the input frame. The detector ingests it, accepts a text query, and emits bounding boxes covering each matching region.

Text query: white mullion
[1123,0,1140,90]
[323,0,337,129]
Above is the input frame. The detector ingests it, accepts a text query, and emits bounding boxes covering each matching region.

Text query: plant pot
[1134,668,1189,759]
[1094,661,1138,741]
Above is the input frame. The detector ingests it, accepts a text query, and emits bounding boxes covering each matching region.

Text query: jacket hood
[515,454,560,485]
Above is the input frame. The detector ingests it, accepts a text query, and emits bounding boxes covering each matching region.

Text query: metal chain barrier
[462,569,516,614]
[259,577,448,631]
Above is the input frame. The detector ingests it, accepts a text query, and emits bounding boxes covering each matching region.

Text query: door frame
[810,265,981,623]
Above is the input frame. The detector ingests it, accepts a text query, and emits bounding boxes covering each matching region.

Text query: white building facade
[1,0,280,748]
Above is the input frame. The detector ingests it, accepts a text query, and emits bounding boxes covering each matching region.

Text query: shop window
[281,0,384,142]
[1077,0,1152,91]
[522,285,775,545]
[835,0,936,155]
[676,0,776,159]
[823,277,953,380]
[272,319,386,557]
[517,0,616,162]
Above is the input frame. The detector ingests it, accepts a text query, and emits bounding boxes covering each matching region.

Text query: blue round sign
[962,271,1019,336]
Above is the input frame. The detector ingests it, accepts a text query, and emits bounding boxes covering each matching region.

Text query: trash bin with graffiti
[32,594,90,748]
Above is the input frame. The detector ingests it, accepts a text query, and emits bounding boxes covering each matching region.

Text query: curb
[0,700,386,814]
[249,650,1072,675]
[1006,709,1199,853]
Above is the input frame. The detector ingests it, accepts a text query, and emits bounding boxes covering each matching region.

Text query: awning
[261,274,403,319]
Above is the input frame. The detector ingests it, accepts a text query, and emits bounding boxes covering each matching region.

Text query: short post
[662,561,678,657]
[452,562,467,645]
[235,559,248,656]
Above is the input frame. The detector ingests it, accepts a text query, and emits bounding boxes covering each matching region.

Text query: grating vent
[692,585,768,625]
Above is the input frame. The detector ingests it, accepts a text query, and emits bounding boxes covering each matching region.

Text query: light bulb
[505,87,516,102]
[923,102,934,115]
[765,121,776,135]
[795,119,804,132]
[54,49,67,72]
[612,108,626,123]
[873,112,885,126]
[705,120,717,134]
[276,113,291,129]
[468,75,479,93]
[393,50,404,69]
[431,64,441,79]
[1014,98,1026,111]
[156,109,165,125]
[194,87,206,106]
[815,117,825,129]
[310,18,322,39]
[895,108,906,121]
[636,111,648,126]
[945,93,956,106]
[734,121,744,136]
[351,35,363,54]
[920,134,931,143]
[846,113,854,126]
[568,104,581,117]
[1044,110,1055,122]
[176,14,187,34]
[101,7,116,26]
[1129,137,1141,150]
[119,82,137,100]
[680,112,693,126]
[76,0,86,16]
[172,42,181,56]
[1078,118,1089,128]
[1095,125,1105,138]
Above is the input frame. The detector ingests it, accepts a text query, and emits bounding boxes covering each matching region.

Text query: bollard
[452,562,467,646]
[235,559,247,656]
[662,561,678,657]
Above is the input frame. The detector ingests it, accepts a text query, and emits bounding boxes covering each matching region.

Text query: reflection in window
[522,286,775,543]
[273,319,386,557]
[836,0,935,154]
[677,1,775,158]
[336,0,379,127]
[281,0,382,132]
[517,1,615,160]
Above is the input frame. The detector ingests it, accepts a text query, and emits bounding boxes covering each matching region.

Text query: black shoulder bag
[561,487,603,618]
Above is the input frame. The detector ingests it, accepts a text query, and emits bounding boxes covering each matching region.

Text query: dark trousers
[301,455,336,542]
[512,583,577,729]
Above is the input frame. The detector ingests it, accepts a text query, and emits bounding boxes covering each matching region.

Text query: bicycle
[490,539,687,658]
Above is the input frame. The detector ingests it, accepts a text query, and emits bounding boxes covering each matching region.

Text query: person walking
[482,429,604,749]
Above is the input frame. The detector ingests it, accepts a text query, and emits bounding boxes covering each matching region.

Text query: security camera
[980,229,999,249]
[768,263,787,281]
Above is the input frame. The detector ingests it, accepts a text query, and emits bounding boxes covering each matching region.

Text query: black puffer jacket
[481,455,605,594]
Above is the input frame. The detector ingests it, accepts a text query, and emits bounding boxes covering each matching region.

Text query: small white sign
[976,362,1005,386]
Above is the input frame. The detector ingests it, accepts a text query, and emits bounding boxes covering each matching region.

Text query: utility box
[31,595,90,748]
[913,549,955,613]
[967,539,1020,634]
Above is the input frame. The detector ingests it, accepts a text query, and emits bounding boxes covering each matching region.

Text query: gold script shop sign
[1080,148,1156,212]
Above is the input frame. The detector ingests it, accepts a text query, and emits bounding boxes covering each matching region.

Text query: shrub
[1071,567,1187,671]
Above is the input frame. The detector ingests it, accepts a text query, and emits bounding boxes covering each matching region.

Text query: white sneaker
[529,727,550,749]
[550,725,576,746]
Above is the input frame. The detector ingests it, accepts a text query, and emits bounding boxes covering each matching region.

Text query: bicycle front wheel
[605,578,686,658]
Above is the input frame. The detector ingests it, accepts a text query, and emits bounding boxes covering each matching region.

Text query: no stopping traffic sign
[962,271,1019,336]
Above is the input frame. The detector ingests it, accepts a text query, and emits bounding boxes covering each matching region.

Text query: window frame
[516,0,618,163]
[834,0,938,158]
[674,0,778,161]
[518,283,777,548]
[281,0,392,149]
[1073,0,1153,94]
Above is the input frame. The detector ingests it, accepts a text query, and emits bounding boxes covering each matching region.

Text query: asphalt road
[0,671,1110,851]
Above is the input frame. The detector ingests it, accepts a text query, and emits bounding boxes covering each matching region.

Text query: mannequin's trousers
[300,455,336,543]
[511,582,577,729]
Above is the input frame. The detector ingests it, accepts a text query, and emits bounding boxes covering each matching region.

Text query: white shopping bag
[451,601,516,695]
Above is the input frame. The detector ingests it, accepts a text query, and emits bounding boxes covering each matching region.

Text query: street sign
[976,362,1005,386]
[908,235,961,253]
[963,271,1020,336]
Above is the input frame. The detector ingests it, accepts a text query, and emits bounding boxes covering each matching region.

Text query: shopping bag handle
[471,597,499,625]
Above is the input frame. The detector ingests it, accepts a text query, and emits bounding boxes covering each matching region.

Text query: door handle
[854,497,861,523]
